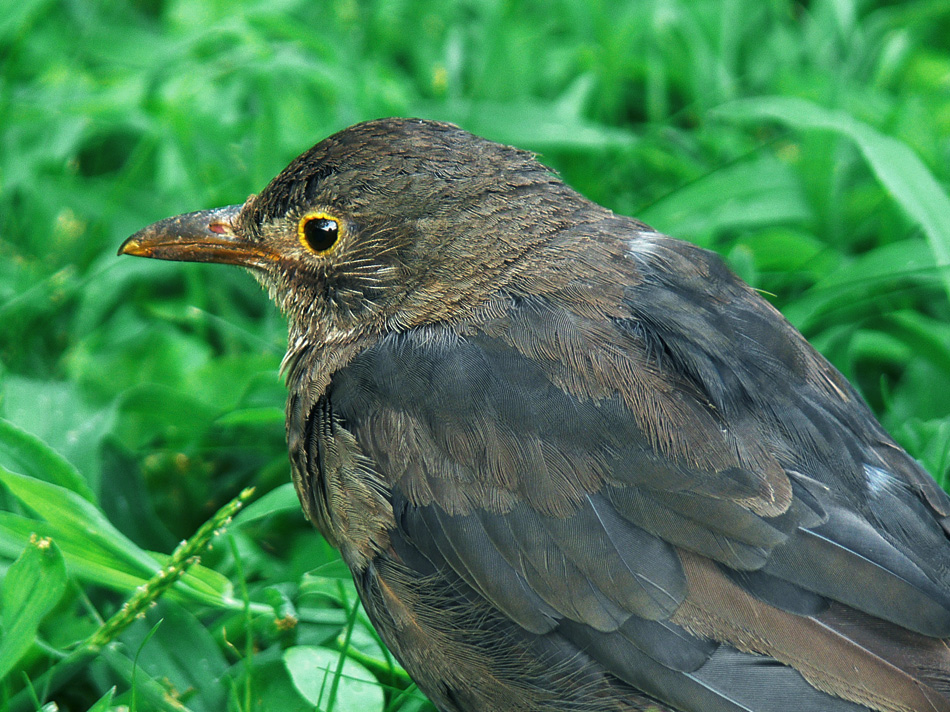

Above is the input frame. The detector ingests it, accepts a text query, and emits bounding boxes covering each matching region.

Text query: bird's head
[119,118,589,346]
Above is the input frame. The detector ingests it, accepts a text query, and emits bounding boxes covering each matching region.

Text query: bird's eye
[298,213,341,254]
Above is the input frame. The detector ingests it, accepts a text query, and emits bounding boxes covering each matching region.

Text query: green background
[1,0,949,709]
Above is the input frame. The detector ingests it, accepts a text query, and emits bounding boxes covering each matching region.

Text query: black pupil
[303,218,339,252]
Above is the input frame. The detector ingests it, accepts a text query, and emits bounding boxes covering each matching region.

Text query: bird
[119,118,950,712]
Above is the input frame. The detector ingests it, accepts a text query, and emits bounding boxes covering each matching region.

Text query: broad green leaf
[150,551,236,606]
[0,378,117,496]
[716,96,950,300]
[882,311,950,379]
[234,483,301,526]
[0,466,159,574]
[284,645,385,712]
[0,512,235,609]
[0,470,237,608]
[0,536,67,680]
[97,643,201,712]
[781,239,937,330]
[640,156,812,246]
[893,419,950,489]
[0,511,154,592]
[248,660,315,712]
[119,605,229,712]
[736,228,838,279]
[0,417,95,502]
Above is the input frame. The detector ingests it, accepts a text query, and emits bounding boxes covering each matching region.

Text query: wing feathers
[765,509,950,636]
[671,551,950,712]
[322,288,950,712]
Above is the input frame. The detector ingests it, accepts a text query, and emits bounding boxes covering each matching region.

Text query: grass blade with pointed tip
[0,536,68,680]
[0,418,95,502]
[0,467,243,609]
[714,96,950,300]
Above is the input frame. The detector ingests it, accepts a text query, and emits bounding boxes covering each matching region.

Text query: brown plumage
[120,118,950,712]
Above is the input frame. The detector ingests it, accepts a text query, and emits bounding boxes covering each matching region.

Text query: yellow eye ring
[298,212,341,254]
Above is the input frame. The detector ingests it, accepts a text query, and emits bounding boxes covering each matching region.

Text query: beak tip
[117,232,151,258]
[117,237,136,257]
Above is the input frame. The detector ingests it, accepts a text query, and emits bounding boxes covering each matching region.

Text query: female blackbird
[120,119,950,712]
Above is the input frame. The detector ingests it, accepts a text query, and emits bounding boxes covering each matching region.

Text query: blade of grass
[0,536,67,680]
[85,686,117,712]
[715,96,950,301]
[233,482,300,526]
[0,467,254,609]
[0,418,94,502]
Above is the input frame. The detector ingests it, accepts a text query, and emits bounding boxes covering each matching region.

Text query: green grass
[1,0,949,709]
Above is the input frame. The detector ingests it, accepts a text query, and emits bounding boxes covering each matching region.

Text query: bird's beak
[118,204,276,269]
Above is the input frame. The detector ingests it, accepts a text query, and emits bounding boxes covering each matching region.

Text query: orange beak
[118,205,276,269]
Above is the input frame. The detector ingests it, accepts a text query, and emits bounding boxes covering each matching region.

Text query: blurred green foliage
[1,0,949,709]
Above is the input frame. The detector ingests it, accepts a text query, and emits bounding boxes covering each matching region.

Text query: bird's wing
[323,236,950,712]
[615,235,950,632]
